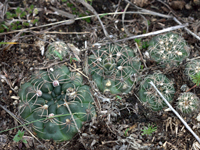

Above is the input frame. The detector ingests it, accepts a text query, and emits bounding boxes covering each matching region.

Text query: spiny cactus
[45,41,69,60]
[185,58,200,81]
[86,44,141,95]
[176,92,199,114]
[138,72,175,111]
[147,32,190,67]
[18,65,96,141]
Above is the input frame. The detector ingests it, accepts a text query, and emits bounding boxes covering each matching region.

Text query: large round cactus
[138,72,175,111]
[18,65,96,141]
[45,41,69,60]
[147,32,190,67]
[86,44,141,95]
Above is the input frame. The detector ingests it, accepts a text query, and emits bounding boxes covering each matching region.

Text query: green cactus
[86,44,141,95]
[147,32,190,67]
[138,72,175,111]
[185,59,200,81]
[176,92,199,114]
[45,41,69,60]
[18,65,96,141]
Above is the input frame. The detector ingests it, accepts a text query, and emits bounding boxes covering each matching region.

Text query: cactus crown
[18,65,95,141]
[87,44,141,95]
[138,72,175,111]
[176,92,199,114]
[45,41,69,60]
[147,32,190,67]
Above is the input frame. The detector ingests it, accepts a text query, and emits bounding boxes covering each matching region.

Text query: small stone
[14,86,18,91]
[82,133,88,137]
[197,113,200,121]
[185,3,192,9]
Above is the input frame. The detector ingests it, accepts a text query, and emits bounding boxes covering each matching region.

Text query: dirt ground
[1,0,200,149]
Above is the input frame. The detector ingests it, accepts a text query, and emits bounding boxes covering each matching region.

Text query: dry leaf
[169,1,186,10]
[133,0,149,7]
[23,136,34,148]
[49,6,75,19]
[67,43,81,62]
[194,0,200,5]
[0,134,8,147]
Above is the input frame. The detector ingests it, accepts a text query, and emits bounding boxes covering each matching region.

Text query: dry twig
[150,81,200,144]
[76,0,109,37]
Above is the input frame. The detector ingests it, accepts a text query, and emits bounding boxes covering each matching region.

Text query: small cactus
[185,59,200,81]
[138,72,175,111]
[86,44,141,95]
[176,92,199,114]
[18,65,95,141]
[45,41,69,60]
[147,32,190,67]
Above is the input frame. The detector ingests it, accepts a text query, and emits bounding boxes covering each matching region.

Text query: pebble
[185,3,192,10]
[196,113,200,121]
[159,141,163,145]
[13,86,18,91]
[82,133,88,137]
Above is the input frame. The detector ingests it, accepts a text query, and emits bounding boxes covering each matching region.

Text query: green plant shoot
[54,51,63,60]
[141,124,157,136]
[70,57,79,64]
[116,95,122,100]
[190,71,200,86]
[13,130,27,144]
[124,128,130,137]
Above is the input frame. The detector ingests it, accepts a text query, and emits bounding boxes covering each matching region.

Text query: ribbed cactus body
[138,72,175,111]
[87,44,141,94]
[176,92,199,114]
[18,65,95,141]
[147,32,190,67]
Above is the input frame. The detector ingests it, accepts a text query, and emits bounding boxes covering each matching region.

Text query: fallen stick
[149,81,200,144]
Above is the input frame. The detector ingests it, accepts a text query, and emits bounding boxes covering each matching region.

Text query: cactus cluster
[86,44,141,94]
[17,32,198,142]
[147,32,190,67]
[45,41,69,60]
[18,65,95,141]
[176,92,199,114]
[138,72,175,111]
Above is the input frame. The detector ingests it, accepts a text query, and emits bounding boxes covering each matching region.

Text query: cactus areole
[87,44,141,94]
[18,65,96,141]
